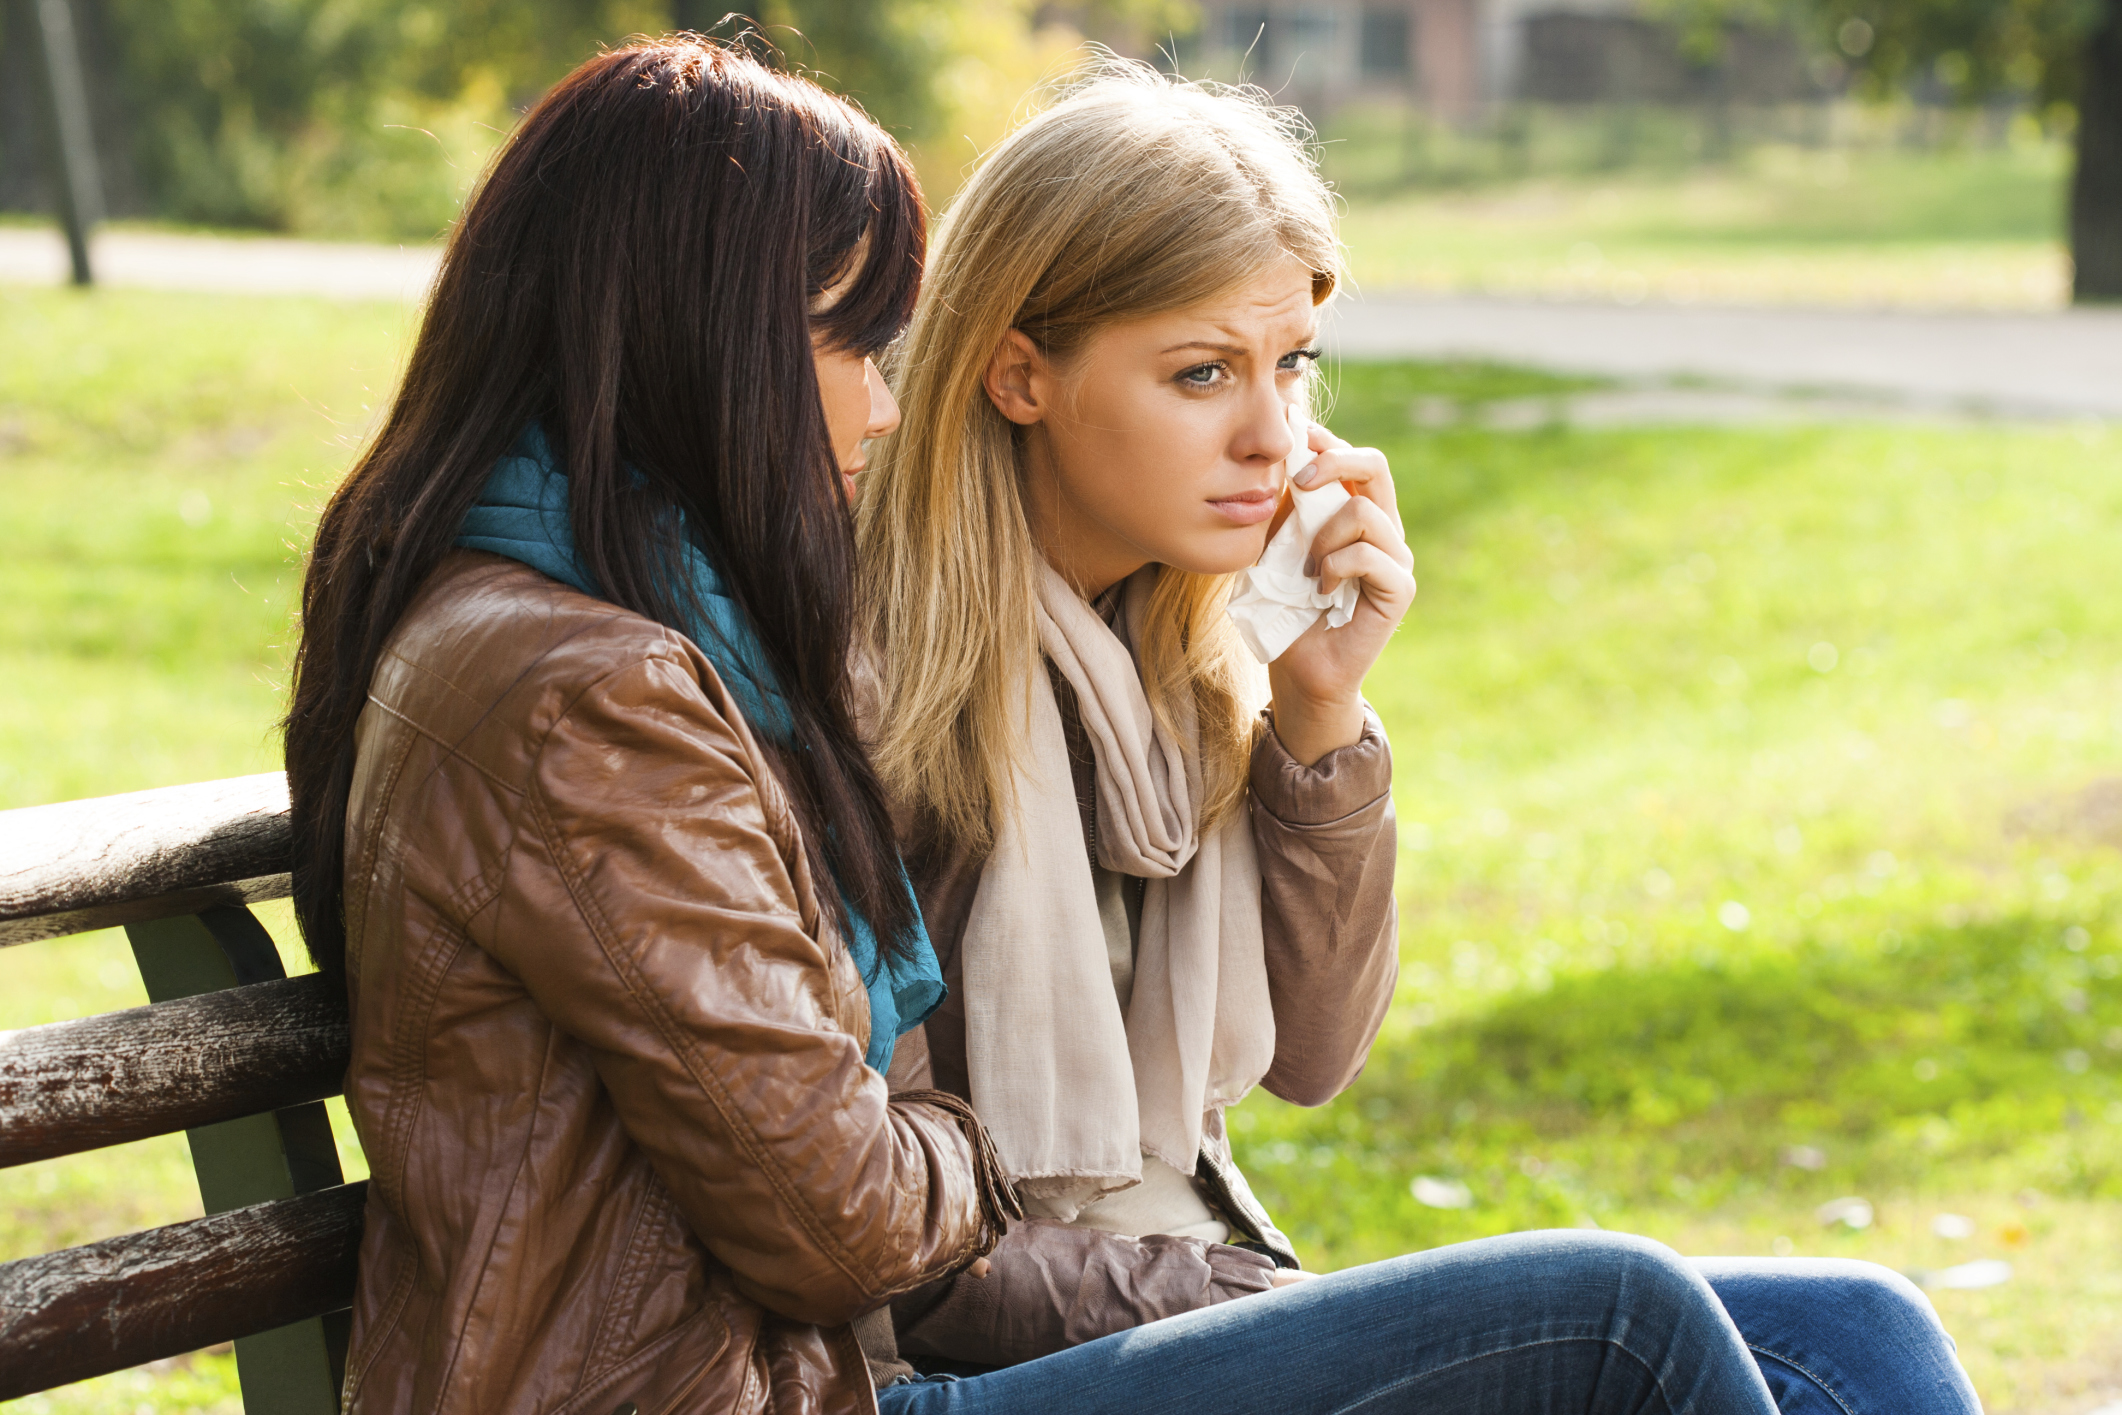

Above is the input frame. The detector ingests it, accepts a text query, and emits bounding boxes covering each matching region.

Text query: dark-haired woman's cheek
[814,342,899,485]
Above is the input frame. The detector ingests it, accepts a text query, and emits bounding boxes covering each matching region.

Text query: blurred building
[1192,0,1481,117]
[1186,0,1816,118]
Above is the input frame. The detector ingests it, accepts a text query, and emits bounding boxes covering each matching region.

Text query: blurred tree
[660,0,1201,193]
[95,0,383,229]
[667,1,943,139]
[667,1,1200,152]
[1651,0,2118,298]
[81,0,664,233]
[2073,2,2121,295]
[671,3,936,135]
[1800,0,2119,297]
[2,0,1190,237]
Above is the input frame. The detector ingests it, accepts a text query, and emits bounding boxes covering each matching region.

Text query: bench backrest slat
[0,773,292,947]
[0,1182,366,1402]
[0,774,358,1412]
[0,973,350,1168]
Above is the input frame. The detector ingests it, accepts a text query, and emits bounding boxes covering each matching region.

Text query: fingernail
[1294,465,1318,487]
[1302,555,1317,577]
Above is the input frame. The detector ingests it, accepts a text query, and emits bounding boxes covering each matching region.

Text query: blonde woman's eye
[1177,362,1226,387]
[1277,347,1322,372]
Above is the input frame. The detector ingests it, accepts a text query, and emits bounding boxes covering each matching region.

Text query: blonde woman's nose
[1237,389,1298,468]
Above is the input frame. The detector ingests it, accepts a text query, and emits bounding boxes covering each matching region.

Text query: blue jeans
[875,1231,1981,1415]
[1696,1256,1980,1414]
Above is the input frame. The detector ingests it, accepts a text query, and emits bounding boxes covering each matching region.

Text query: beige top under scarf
[958,563,1277,1222]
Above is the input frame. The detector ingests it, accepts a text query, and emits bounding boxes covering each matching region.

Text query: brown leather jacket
[339,554,1009,1415]
[889,681,1400,1367]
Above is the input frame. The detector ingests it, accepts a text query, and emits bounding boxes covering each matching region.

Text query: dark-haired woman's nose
[866,358,902,442]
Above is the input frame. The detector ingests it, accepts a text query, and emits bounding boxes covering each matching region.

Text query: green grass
[4,288,2121,1411]
[0,285,413,806]
[1231,359,2122,1411]
[0,286,403,1414]
[1337,141,2072,309]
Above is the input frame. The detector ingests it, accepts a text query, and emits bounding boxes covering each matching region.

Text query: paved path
[1326,295,2122,419]
[0,226,439,303]
[7,227,2120,417]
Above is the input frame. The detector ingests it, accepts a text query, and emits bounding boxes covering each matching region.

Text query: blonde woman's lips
[1208,489,1277,526]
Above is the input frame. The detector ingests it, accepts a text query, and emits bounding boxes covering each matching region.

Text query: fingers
[1315,541,1417,611]
[1303,494,1414,582]
[1289,420,1415,612]
[1293,424,1400,533]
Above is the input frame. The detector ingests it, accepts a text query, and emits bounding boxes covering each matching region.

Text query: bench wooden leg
[126,905,350,1415]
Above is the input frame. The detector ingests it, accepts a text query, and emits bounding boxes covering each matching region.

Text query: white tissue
[1227,405,1359,664]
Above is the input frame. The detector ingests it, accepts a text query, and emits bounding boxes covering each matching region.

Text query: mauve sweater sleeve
[891,1220,1275,1367]
[1249,706,1399,1106]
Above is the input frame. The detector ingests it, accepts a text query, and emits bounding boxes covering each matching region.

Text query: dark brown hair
[285,38,925,976]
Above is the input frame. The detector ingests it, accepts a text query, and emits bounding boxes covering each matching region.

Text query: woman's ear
[983,329,1048,426]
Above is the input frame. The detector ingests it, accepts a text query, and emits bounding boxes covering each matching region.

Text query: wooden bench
[0,773,361,1412]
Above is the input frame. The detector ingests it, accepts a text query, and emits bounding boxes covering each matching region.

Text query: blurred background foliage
[0,0,1173,237]
[0,0,2110,240]
[1647,0,2104,112]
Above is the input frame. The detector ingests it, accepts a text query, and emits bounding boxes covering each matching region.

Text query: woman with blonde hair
[855,63,1980,1414]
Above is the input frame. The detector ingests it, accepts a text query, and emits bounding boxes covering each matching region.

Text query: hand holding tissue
[1227,404,1360,664]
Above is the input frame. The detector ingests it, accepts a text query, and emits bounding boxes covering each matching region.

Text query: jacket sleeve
[891,1220,1275,1366]
[483,650,999,1326]
[1250,706,1400,1106]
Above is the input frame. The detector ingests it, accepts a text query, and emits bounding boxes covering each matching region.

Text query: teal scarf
[457,425,943,1073]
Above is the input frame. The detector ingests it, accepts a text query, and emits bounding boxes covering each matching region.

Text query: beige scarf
[958,563,1276,1217]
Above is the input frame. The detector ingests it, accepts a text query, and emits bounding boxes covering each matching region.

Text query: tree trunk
[22,0,102,284]
[2072,0,2122,300]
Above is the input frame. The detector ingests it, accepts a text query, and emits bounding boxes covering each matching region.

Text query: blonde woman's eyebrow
[1160,328,1321,358]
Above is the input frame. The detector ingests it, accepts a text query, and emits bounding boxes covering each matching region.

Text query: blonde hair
[858,61,1342,856]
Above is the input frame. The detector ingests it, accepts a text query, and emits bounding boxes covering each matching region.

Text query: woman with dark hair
[284,39,1016,1413]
